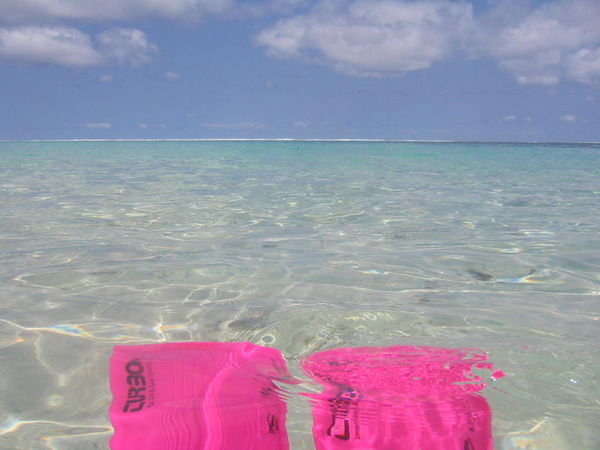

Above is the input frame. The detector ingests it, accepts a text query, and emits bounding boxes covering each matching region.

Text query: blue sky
[1,0,599,141]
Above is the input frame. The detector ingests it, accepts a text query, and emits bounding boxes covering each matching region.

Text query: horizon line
[2,138,600,145]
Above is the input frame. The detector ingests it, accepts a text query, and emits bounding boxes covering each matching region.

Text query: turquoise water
[0,141,598,449]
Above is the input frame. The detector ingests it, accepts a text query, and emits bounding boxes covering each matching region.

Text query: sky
[1,0,599,142]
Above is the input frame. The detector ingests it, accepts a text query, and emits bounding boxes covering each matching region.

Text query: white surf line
[3,138,599,143]
[3,138,444,142]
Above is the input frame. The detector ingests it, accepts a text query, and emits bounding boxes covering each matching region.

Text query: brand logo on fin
[123,359,146,412]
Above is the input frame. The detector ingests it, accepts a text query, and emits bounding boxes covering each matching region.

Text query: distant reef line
[2,138,599,145]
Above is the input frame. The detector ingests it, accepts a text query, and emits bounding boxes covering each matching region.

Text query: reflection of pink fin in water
[109,342,293,450]
[301,346,502,450]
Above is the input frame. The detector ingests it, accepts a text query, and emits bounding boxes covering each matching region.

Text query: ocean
[0,140,598,449]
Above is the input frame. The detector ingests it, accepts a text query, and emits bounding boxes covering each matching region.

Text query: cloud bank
[257,0,600,85]
[0,0,305,67]
[1,0,599,86]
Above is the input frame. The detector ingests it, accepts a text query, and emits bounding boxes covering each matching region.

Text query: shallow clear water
[0,141,598,449]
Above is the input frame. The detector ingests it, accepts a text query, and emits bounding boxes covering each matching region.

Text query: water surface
[0,141,598,448]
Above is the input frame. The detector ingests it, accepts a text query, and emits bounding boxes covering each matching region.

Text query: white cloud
[0,26,158,66]
[0,0,236,23]
[560,114,577,123]
[566,48,600,85]
[98,74,113,83]
[165,71,182,81]
[200,121,266,129]
[0,0,309,23]
[0,26,101,66]
[503,115,532,122]
[85,122,112,128]
[139,123,167,129]
[256,0,475,76]
[97,28,158,66]
[292,120,307,127]
[482,0,600,85]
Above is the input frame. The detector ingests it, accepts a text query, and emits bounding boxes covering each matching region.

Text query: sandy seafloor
[0,140,598,449]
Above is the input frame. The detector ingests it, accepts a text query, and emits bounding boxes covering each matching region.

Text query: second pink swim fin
[301,346,498,450]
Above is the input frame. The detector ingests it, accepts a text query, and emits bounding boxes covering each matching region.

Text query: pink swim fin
[109,342,293,450]
[301,346,499,450]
